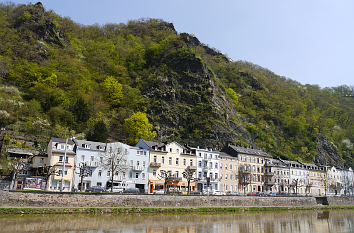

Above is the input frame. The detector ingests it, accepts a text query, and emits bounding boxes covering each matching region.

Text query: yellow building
[47,138,76,192]
[301,163,327,196]
[218,152,238,194]
[222,145,272,194]
[136,139,197,194]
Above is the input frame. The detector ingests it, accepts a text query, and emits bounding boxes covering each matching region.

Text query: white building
[326,166,343,196]
[187,146,219,193]
[73,140,150,193]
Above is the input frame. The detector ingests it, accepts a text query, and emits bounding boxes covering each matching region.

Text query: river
[0,210,353,233]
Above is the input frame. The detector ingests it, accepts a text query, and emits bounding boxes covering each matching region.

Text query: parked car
[123,188,140,194]
[153,189,165,194]
[190,191,202,195]
[267,192,276,197]
[227,192,239,196]
[212,190,225,196]
[85,186,106,193]
[256,192,267,196]
[247,192,257,196]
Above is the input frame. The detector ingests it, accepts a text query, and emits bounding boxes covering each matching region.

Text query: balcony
[202,166,211,171]
[187,166,197,171]
[265,172,275,176]
[131,166,144,171]
[150,162,161,167]
[85,161,100,167]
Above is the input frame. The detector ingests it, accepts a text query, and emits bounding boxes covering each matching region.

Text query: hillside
[0,2,353,168]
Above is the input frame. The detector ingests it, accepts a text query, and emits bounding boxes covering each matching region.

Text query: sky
[6,0,354,87]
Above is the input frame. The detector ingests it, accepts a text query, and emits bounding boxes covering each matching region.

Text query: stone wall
[327,196,354,206]
[0,191,338,207]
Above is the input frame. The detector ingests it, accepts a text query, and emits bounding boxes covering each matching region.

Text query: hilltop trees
[124,112,157,145]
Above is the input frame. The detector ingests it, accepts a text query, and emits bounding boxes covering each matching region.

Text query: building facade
[47,138,76,192]
[136,139,197,194]
[218,152,238,194]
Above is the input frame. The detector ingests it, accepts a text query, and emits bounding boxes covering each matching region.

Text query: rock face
[315,136,344,168]
[14,2,63,47]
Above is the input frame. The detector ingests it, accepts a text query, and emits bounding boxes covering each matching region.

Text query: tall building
[47,138,76,191]
[136,139,196,194]
[218,152,238,194]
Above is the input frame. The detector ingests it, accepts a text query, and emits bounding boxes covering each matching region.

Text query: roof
[74,139,106,150]
[51,137,75,145]
[143,140,165,148]
[229,145,272,158]
[218,151,236,159]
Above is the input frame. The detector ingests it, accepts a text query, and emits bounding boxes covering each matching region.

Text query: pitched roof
[229,145,272,158]
[51,137,75,145]
[74,139,106,150]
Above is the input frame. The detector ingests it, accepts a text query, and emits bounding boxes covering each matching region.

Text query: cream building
[47,138,76,191]
[136,139,197,194]
[218,152,238,194]
[222,145,272,193]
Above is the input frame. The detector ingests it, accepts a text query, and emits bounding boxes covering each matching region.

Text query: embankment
[0,190,353,208]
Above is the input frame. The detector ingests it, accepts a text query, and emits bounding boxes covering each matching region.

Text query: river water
[0,210,353,233]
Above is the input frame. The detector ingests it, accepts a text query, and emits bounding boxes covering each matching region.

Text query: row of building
[8,137,354,196]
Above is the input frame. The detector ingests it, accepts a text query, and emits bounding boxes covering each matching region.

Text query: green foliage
[226,88,238,107]
[86,120,108,142]
[17,11,31,22]
[124,112,157,145]
[101,76,123,107]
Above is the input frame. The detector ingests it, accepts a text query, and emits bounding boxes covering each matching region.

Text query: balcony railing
[187,166,197,171]
[150,162,161,167]
[265,172,275,176]
[85,161,100,167]
[131,166,144,171]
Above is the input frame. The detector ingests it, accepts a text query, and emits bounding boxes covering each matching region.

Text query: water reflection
[0,210,353,233]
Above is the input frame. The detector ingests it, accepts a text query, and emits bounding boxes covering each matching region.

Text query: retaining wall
[0,191,352,208]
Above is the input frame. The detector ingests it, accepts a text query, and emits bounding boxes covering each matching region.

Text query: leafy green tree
[123,112,157,145]
[226,88,239,107]
[101,76,123,107]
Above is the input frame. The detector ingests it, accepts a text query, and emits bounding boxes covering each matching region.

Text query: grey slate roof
[229,145,272,158]
[74,139,106,151]
[51,137,75,145]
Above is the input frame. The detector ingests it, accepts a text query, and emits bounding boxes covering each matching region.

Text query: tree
[182,166,196,194]
[100,143,129,192]
[8,156,32,189]
[86,120,108,142]
[238,165,251,194]
[33,164,59,190]
[123,112,157,145]
[75,162,91,191]
[101,76,123,107]
[158,170,180,194]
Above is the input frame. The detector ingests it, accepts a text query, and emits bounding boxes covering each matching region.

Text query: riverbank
[0,205,354,215]
[1,190,353,210]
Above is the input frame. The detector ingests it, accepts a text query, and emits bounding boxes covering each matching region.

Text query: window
[137,161,140,166]
[176,158,179,165]
[215,173,218,179]
[198,172,202,178]
[58,169,63,176]
[107,171,110,177]
[183,159,186,166]
[176,149,179,153]
[135,173,139,179]
[170,148,172,152]
[123,172,126,178]
[153,169,157,176]
[81,155,85,161]
[209,162,212,168]
[169,157,172,165]
[230,164,233,170]
[175,171,179,178]
[199,153,202,157]
[225,174,228,180]
[100,157,103,163]
[98,170,102,177]
[162,156,165,164]
[40,158,44,163]
[220,163,223,168]
[143,161,146,167]
[97,182,102,187]
[91,156,94,162]
[142,173,145,179]
[190,159,193,166]
[215,163,218,169]
[144,151,147,155]
[230,174,233,180]
[60,145,64,150]
[59,156,63,162]
[225,164,228,169]
[153,156,157,163]
[199,161,202,167]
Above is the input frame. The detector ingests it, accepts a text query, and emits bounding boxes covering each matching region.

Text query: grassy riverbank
[0,206,353,215]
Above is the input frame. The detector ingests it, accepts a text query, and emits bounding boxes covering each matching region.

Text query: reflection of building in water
[0,211,353,233]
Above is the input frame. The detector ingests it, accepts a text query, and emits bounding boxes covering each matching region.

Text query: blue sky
[6,0,354,87]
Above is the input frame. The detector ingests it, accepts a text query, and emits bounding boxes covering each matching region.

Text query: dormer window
[60,144,65,150]
[83,144,90,149]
